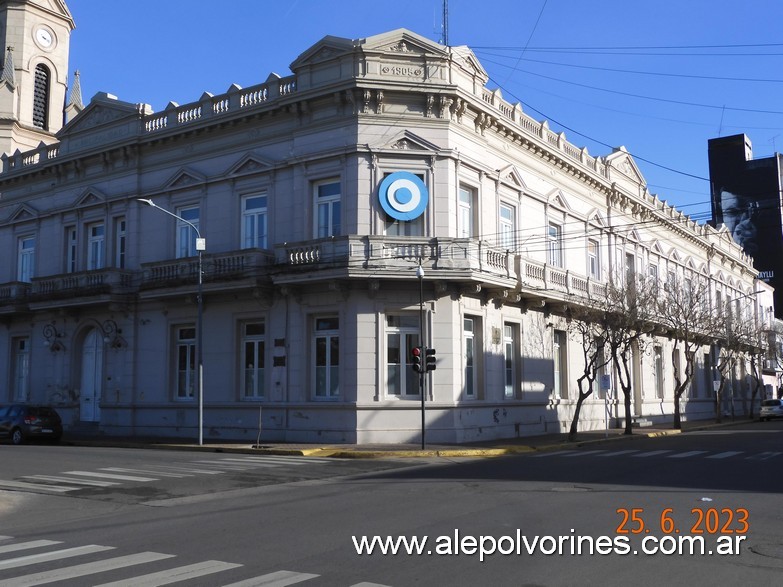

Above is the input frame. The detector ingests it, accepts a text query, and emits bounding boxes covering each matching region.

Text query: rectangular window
[504,324,517,398]
[464,317,480,398]
[654,345,665,399]
[242,194,268,249]
[12,337,30,402]
[553,329,568,399]
[587,239,600,279]
[458,186,475,238]
[386,315,420,398]
[66,227,77,273]
[547,223,562,267]
[242,321,265,399]
[17,236,35,282]
[499,203,515,249]
[176,326,196,399]
[315,180,341,238]
[625,253,636,282]
[114,217,126,269]
[314,316,339,398]
[87,222,105,270]
[595,337,607,399]
[176,206,200,258]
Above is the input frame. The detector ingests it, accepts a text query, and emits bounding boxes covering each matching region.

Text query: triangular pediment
[383,130,440,152]
[668,249,683,263]
[715,271,726,284]
[29,0,75,28]
[224,154,276,178]
[627,228,642,242]
[449,45,489,82]
[163,168,206,191]
[650,240,666,255]
[360,29,448,59]
[290,35,355,70]
[497,165,527,191]
[57,92,140,138]
[5,204,39,224]
[586,208,606,227]
[606,146,647,189]
[73,189,106,208]
[546,189,571,212]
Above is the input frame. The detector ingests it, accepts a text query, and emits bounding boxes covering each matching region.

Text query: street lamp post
[138,198,206,445]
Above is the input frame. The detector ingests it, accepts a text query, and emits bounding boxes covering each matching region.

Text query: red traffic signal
[411,346,423,372]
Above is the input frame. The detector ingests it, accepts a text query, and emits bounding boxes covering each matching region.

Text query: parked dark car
[0,405,63,444]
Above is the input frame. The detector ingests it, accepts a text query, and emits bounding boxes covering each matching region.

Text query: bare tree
[714,296,764,421]
[656,275,719,429]
[598,270,659,435]
[566,304,611,441]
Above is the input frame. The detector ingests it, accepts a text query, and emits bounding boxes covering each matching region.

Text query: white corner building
[0,1,771,443]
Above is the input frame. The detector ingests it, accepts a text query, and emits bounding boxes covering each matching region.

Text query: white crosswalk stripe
[93,560,242,587]
[101,467,195,478]
[706,451,744,459]
[667,451,709,458]
[533,450,578,457]
[0,480,81,493]
[0,552,174,587]
[562,450,607,457]
[595,450,639,457]
[0,537,331,587]
[61,470,159,482]
[746,451,782,461]
[632,450,672,458]
[220,570,320,587]
[21,475,120,487]
[0,545,115,571]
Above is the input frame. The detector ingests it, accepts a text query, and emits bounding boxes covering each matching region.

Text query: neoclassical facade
[0,3,771,443]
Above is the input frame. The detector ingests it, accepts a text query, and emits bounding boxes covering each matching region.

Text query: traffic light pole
[416,263,426,450]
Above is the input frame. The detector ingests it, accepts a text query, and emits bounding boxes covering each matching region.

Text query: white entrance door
[80,328,103,422]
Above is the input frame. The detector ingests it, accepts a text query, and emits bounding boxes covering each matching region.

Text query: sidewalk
[63,418,755,459]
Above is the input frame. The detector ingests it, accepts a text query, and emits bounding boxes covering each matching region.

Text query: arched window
[33,64,50,130]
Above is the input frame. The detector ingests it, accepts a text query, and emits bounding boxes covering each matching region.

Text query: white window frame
[242,321,266,400]
[176,206,200,258]
[385,315,421,398]
[654,345,665,399]
[547,222,562,267]
[314,180,341,238]
[87,222,105,271]
[458,185,475,239]
[464,317,478,398]
[175,325,196,400]
[553,329,568,399]
[587,239,600,279]
[313,316,339,398]
[114,217,126,269]
[66,227,77,273]
[17,236,35,282]
[241,193,268,249]
[503,323,517,399]
[499,203,515,249]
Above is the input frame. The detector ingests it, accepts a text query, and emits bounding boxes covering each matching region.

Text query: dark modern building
[708,133,783,317]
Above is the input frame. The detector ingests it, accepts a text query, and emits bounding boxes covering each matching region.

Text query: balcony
[140,249,275,296]
[0,282,32,314]
[26,269,136,310]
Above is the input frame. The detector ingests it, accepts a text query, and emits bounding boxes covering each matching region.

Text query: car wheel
[11,428,24,445]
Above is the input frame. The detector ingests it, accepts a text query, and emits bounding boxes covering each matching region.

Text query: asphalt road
[1,421,782,586]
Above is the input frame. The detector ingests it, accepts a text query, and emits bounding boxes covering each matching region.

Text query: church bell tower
[0,0,74,157]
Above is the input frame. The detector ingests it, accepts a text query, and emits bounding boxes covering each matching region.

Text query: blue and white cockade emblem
[379,172,429,221]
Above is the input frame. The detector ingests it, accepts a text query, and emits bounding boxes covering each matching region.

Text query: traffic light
[425,347,437,371]
[411,346,423,372]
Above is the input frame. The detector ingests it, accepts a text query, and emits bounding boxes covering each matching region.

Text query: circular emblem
[379,172,429,221]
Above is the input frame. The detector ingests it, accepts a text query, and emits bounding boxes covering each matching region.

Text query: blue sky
[65,0,783,220]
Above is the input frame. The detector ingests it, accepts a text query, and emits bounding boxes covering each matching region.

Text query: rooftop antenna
[441,0,449,45]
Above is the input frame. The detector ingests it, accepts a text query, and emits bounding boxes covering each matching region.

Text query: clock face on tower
[34,26,54,49]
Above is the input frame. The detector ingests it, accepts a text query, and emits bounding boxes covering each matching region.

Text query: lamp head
[137,198,155,207]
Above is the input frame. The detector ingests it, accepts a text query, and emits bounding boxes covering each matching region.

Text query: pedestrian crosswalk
[0,454,338,495]
[0,535,385,586]
[530,449,782,461]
